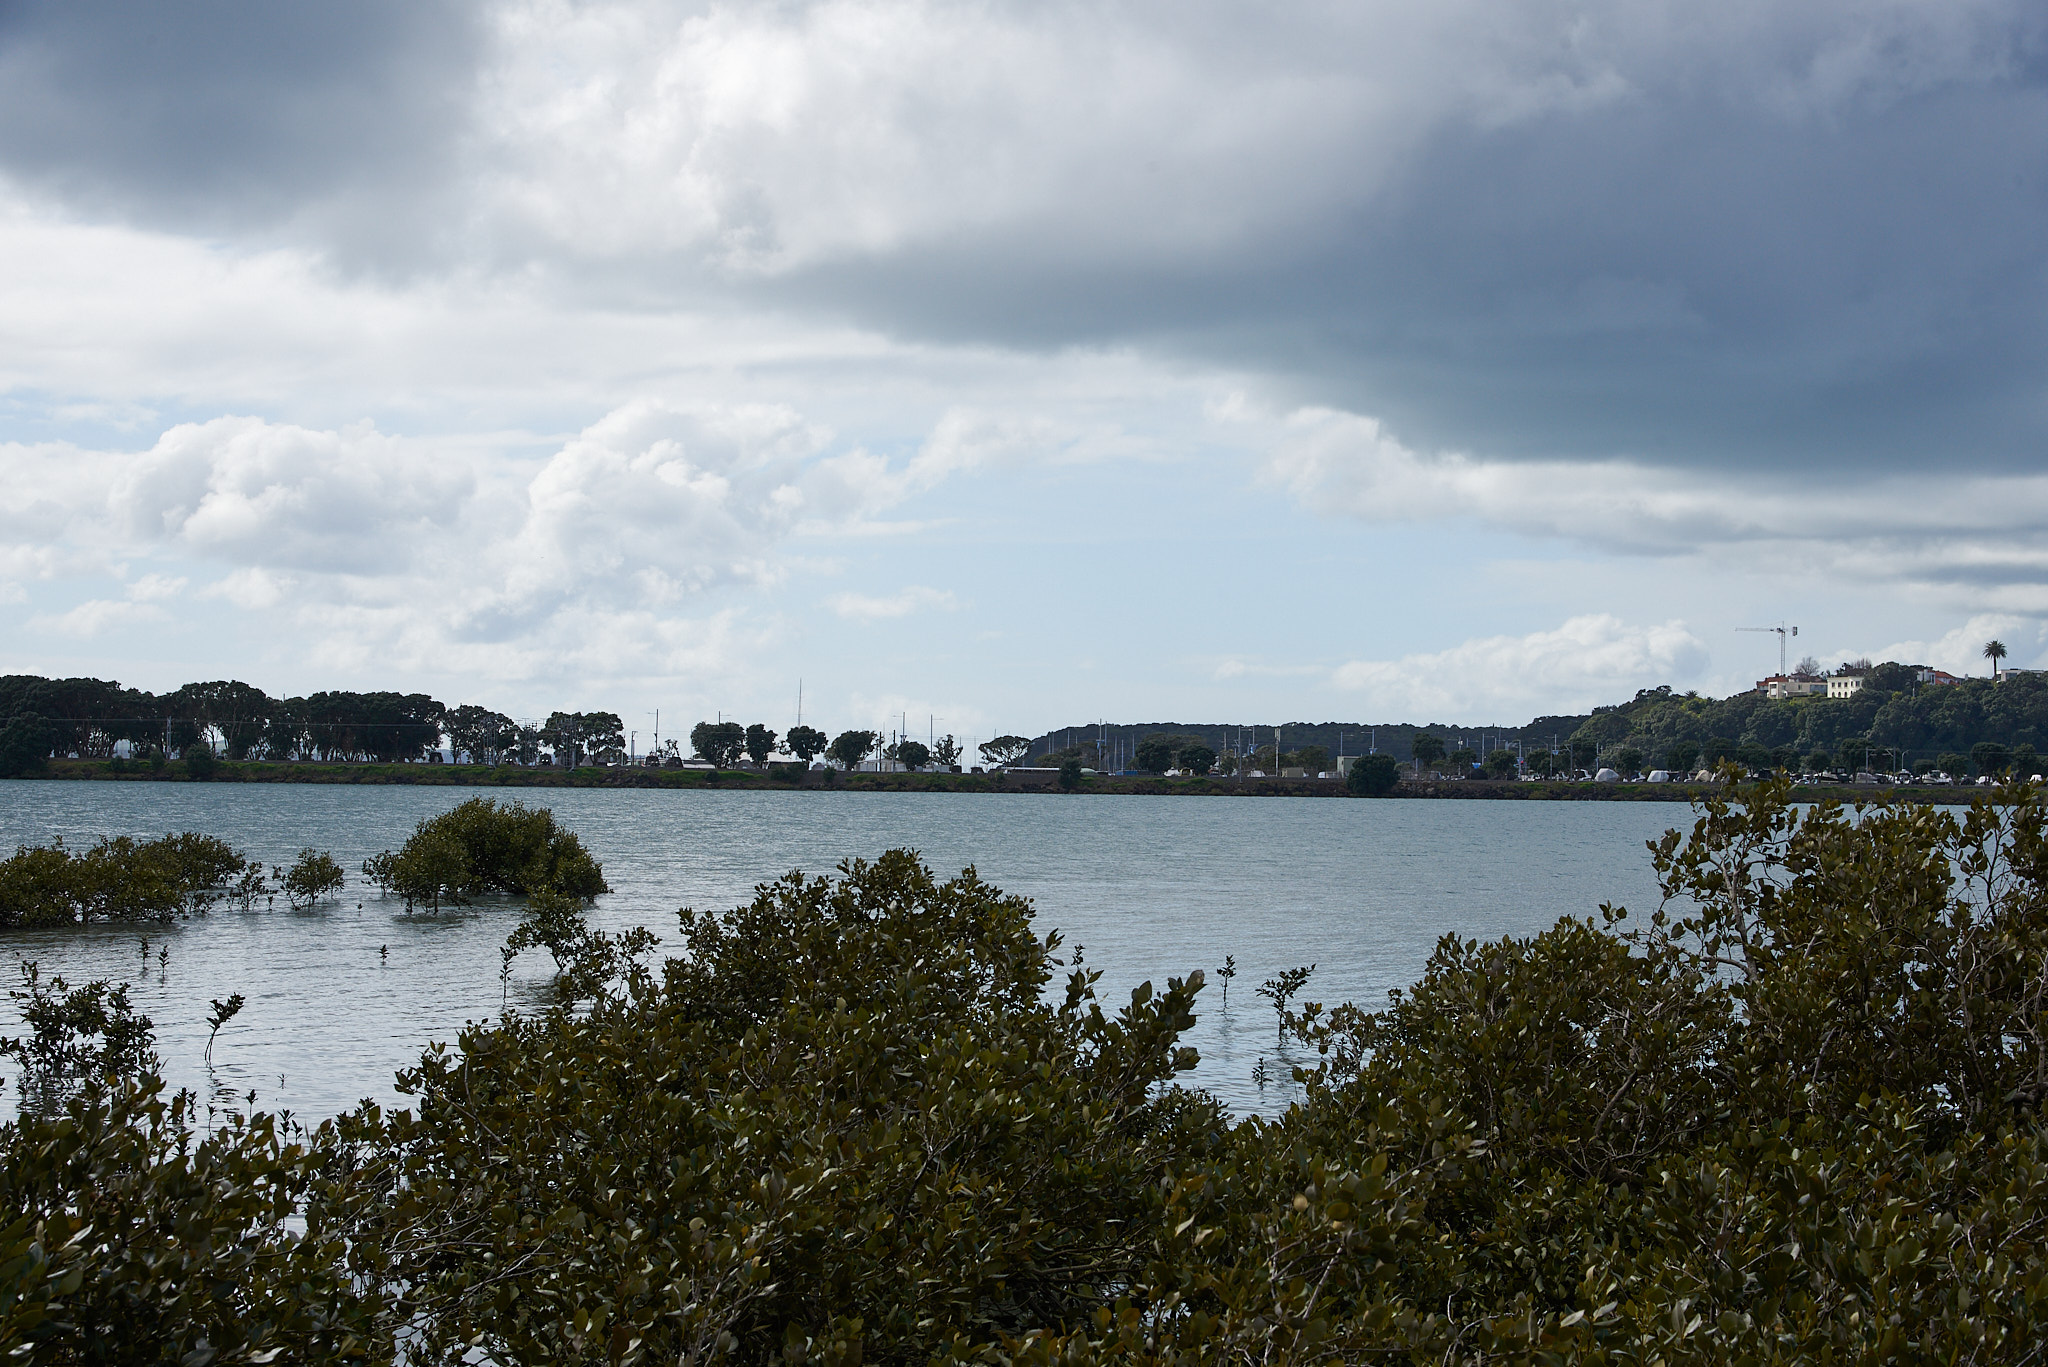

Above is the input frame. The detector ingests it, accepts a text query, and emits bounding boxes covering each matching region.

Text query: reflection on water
[0,780,1688,1118]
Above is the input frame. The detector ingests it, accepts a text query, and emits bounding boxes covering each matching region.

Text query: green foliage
[1555,666,2048,775]
[181,743,218,780]
[170,680,273,760]
[932,733,962,767]
[504,890,661,1005]
[0,962,157,1114]
[1136,734,1217,774]
[279,849,344,909]
[0,714,53,778]
[204,993,245,1060]
[0,834,256,928]
[1482,748,1518,777]
[360,831,468,914]
[979,734,1032,767]
[343,852,1212,1364]
[1058,757,1083,789]
[0,1079,388,1363]
[443,703,517,764]
[895,739,931,771]
[543,710,626,766]
[690,720,747,769]
[1346,753,1401,795]
[1133,734,1178,773]
[744,723,778,766]
[826,729,876,770]
[1410,731,1446,772]
[1256,963,1315,1040]
[785,724,829,763]
[361,798,608,912]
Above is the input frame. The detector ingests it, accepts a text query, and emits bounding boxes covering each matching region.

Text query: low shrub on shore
[14,780,2048,1361]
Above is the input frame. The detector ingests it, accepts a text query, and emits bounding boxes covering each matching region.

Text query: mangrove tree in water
[361,797,608,912]
[0,834,267,928]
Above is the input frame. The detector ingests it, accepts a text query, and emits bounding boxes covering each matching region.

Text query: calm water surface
[0,781,1692,1118]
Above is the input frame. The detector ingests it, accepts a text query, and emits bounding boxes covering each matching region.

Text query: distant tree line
[19,664,2032,786]
[1558,670,2048,777]
[1021,667,2048,783]
[0,674,1053,781]
[680,721,982,773]
[0,676,452,775]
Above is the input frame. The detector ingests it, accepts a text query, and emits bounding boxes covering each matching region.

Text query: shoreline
[15,758,1983,803]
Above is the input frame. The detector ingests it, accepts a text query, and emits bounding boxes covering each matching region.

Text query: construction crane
[1738,622,1800,676]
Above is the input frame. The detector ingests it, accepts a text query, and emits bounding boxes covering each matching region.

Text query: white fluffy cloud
[1260,404,2048,609]
[1332,615,1710,719]
[107,417,472,573]
[492,401,825,615]
[4,398,1002,686]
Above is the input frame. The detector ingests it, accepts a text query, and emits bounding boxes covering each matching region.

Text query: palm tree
[1985,639,2009,680]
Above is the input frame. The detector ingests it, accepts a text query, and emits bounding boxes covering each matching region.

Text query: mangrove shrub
[361,798,607,911]
[0,834,258,928]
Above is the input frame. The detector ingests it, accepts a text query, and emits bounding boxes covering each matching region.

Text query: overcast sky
[3,0,2045,744]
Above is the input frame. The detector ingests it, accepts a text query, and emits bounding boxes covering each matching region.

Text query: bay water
[0,781,1690,1118]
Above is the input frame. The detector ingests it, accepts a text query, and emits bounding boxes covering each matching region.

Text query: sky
[3,0,2046,750]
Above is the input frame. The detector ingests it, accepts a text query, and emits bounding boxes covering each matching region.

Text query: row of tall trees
[0,676,631,771]
[683,721,984,772]
[0,673,1053,779]
[0,675,446,765]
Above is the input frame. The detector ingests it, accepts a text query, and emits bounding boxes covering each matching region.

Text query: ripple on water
[0,780,1686,1118]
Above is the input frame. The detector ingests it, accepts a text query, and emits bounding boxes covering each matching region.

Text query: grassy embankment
[25,757,1978,801]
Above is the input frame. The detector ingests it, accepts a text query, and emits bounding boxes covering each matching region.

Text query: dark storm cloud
[528,55,2048,483]
[767,56,2048,471]
[8,0,2047,474]
[0,0,481,232]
